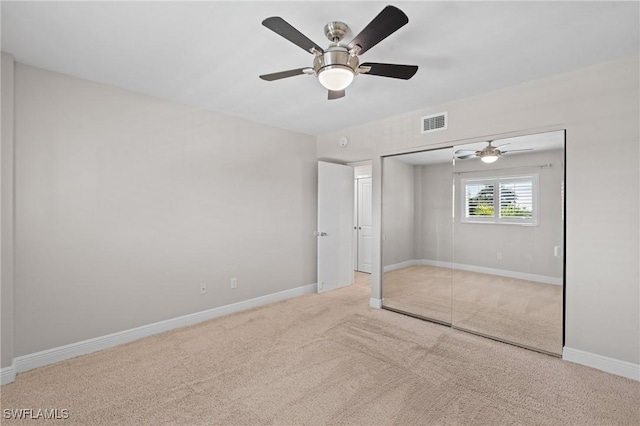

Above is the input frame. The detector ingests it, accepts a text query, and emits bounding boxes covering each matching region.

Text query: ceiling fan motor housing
[478,146,501,163]
[313,45,359,75]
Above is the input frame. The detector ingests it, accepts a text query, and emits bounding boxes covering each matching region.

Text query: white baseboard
[563,347,639,381]
[369,298,383,309]
[383,260,417,273]
[440,261,562,286]
[383,259,562,285]
[1,364,16,386]
[2,283,317,385]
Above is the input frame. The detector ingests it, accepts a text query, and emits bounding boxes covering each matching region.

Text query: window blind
[499,177,533,219]
[465,181,495,218]
[461,174,538,225]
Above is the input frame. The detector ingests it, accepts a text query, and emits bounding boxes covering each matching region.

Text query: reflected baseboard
[382,260,416,273]
[383,259,562,285]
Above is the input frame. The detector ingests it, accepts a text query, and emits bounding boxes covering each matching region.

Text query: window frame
[460,174,539,226]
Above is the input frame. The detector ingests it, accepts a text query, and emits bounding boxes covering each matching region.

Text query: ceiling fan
[455,141,533,163]
[259,5,418,100]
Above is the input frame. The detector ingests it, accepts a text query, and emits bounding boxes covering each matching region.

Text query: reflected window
[462,174,538,225]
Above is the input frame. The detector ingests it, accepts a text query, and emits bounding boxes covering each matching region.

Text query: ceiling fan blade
[328,89,345,100]
[359,62,418,80]
[359,63,418,79]
[454,149,476,155]
[347,5,408,55]
[456,154,477,160]
[259,68,310,81]
[262,17,324,55]
[494,142,511,149]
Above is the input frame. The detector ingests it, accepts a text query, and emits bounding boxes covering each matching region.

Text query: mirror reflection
[382,148,454,324]
[452,131,564,355]
[382,130,565,355]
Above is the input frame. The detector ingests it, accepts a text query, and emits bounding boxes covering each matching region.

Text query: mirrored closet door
[451,131,564,355]
[382,148,454,325]
[382,130,565,355]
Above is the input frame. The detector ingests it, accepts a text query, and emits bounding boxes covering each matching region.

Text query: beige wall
[414,161,454,265]
[317,55,640,365]
[11,64,317,357]
[381,157,415,267]
[1,53,15,368]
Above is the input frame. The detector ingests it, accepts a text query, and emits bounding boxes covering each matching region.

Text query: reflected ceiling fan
[455,141,533,163]
[259,5,418,100]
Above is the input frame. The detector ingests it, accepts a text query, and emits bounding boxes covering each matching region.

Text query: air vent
[421,112,448,134]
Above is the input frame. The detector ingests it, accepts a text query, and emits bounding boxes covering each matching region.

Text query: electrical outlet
[200,283,207,295]
[497,252,503,260]
[554,246,563,258]
[230,278,237,289]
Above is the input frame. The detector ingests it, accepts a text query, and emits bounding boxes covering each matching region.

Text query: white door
[318,161,354,293]
[357,178,373,273]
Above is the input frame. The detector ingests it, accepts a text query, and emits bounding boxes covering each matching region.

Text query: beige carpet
[383,265,563,355]
[383,265,453,324]
[1,284,638,425]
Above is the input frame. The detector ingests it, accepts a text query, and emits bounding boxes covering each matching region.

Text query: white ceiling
[2,1,638,136]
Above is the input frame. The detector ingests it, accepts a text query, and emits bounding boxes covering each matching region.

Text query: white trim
[420,259,562,285]
[416,259,451,269]
[563,347,640,381]
[1,364,16,385]
[383,259,561,285]
[3,283,317,384]
[369,298,383,309]
[383,260,418,273]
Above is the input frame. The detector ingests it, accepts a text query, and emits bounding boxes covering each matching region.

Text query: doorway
[353,164,372,274]
[317,161,372,294]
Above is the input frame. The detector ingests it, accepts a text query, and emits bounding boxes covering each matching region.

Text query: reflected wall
[382,148,453,325]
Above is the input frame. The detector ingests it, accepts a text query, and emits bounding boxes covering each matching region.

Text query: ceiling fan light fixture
[480,151,499,163]
[318,66,354,91]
